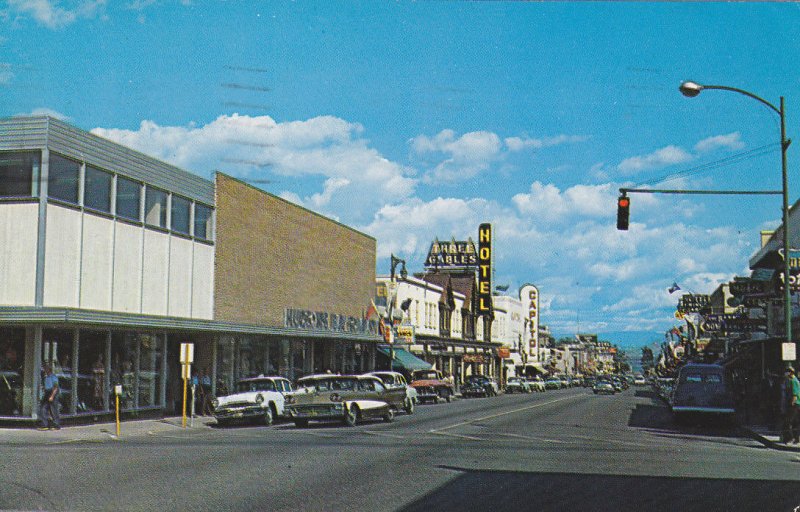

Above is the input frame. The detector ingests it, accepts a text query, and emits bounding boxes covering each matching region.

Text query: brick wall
[214,173,376,327]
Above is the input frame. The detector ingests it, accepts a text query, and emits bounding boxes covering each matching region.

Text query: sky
[3,1,800,345]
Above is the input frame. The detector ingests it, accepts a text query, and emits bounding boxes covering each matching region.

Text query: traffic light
[617,195,630,230]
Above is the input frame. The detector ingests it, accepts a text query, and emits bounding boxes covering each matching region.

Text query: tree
[641,346,655,372]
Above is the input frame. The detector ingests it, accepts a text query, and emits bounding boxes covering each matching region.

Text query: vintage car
[593,378,616,395]
[528,377,547,392]
[670,363,736,419]
[367,371,417,412]
[461,375,500,398]
[212,375,293,426]
[284,374,406,427]
[544,377,562,390]
[409,369,455,403]
[505,377,531,394]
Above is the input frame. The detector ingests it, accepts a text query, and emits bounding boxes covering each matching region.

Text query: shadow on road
[399,466,800,512]
[628,399,745,441]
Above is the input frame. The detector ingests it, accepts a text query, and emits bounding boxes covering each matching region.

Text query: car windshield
[236,380,276,393]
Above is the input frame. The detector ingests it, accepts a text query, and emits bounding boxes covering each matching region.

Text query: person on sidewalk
[38,363,60,430]
[780,366,800,444]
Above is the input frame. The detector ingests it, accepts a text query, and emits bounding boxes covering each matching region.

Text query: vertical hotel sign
[478,223,492,314]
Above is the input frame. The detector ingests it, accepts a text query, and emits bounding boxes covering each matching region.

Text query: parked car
[528,377,546,392]
[505,377,531,394]
[670,363,736,420]
[633,374,647,386]
[212,375,293,426]
[367,371,417,412]
[544,377,562,390]
[409,369,455,403]
[462,375,499,398]
[593,378,616,395]
[285,374,405,427]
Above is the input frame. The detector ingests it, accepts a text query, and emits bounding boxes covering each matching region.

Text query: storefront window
[139,334,162,407]
[216,336,236,397]
[111,332,137,410]
[84,166,112,213]
[292,341,306,379]
[0,328,25,416]
[78,330,108,413]
[0,151,37,198]
[48,154,80,204]
[43,329,75,415]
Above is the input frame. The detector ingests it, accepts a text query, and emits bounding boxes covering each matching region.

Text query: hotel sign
[424,238,478,269]
[677,294,710,314]
[477,223,492,315]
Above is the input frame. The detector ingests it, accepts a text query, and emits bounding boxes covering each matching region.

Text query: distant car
[461,375,499,398]
[528,377,546,392]
[212,376,293,426]
[633,375,647,386]
[367,371,417,413]
[505,377,531,394]
[593,379,616,395]
[670,363,735,419]
[409,369,455,403]
[544,377,562,390]
[284,374,403,427]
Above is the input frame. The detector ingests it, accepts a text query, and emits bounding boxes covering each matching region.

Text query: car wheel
[383,408,394,423]
[263,405,274,426]
[404,397,415,415]
[344,405,358,427]
[294,419,308,428]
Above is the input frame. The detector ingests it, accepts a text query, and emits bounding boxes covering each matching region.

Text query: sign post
[180,343,194,428]
[114,384,122,437]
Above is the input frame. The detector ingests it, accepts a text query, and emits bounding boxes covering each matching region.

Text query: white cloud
[504,134,588,152]
[617,145,693,174]
[92,114,417,224]
[16,107,70,120]
[694,132,745,153]
[512,182,615,222]
[412,130,502,183]
[8,0,105,29]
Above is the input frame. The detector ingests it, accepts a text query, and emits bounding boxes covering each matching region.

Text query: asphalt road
[2,386,799,512]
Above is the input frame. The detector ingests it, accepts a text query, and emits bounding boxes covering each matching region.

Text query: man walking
[38,363,60,430]
[781,366,800,444]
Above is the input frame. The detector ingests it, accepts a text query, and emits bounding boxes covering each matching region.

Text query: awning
[377,345,432,372]
[524,362,548,374]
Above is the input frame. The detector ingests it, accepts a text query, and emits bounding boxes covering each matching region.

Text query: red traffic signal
[617,195,630,230]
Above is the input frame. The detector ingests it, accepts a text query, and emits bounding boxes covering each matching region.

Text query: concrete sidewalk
[740,423,800,452]
[0,416,216,444]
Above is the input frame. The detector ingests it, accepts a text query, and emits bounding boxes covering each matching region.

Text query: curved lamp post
[680,81,793,346]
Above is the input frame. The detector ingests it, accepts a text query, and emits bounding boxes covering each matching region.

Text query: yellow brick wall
[214,173,376,327]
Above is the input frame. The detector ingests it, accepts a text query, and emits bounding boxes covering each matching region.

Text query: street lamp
[386,254,408,371]
[680,80,793,346]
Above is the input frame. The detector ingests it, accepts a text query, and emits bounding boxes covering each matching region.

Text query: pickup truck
[409,369,455,403]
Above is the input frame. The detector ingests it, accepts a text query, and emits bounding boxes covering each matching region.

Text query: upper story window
[0,151,37,198]
[171,195,191,235]
[194,203,213,241]
[48,154,80,204]
[116,176,141,221]
[84,166,112,213]
[145,187,168,229]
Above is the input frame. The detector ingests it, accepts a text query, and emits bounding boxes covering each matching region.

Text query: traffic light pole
[619,188,782,196]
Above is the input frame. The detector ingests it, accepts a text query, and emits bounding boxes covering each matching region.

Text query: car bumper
[285,404,344,420]
[214,404,267,420]
[672,406,735,414]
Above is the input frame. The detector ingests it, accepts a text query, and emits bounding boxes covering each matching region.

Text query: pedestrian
[780,366,800,444]
[38,363,60,430]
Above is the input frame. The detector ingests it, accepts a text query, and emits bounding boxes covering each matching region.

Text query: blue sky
[3,1,800,343]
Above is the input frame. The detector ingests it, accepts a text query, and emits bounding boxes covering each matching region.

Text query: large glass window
[0,151,37,198]
[43,329,75,415]
[0,328,26,417]
[78,331,108,413]
[194,203,213,241]
[145,187,168,228]
[84,166,112,213]
[48,154,80,204]
[111,332,137,410]
[116,176,141,221]
[138,334,162,407]
[171,195,190,235]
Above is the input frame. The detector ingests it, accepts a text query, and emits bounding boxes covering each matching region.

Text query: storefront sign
[463,354,486,364]
[396,325,415,344]
[285,309,379,335]
[497,347,511,358]
[677,294,710,314]
[729,278,770,297]
[477,223,492,315]
[424,238,478,269]
[782,342,796,361]
[701,314,767,334]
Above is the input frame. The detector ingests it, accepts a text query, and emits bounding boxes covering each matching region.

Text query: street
[1,386,799,512]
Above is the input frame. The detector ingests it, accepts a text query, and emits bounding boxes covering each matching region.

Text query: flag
[668,282,681,294]
[365,300,378,320]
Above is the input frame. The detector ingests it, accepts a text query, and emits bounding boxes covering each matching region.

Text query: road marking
[363,430,405,439]
[494,432,570,444]
[46,438,105,445]
[429,431,484,441]
[430,394,585,435]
